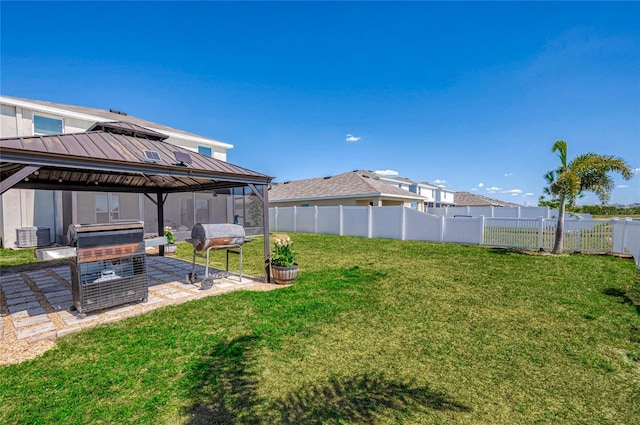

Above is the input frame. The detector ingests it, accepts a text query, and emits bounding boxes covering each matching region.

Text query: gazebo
[0,121,273,281]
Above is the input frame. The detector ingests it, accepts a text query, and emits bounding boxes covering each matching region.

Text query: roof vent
[323,176,332,179]
[362,174,370,178]
[143,150,161,162]
[109,108,128,115]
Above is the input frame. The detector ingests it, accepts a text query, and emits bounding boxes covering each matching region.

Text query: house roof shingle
[454,191,521,207]
[269,170,426,202]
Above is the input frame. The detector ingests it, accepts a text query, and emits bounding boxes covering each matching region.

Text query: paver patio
[0,256,279,365]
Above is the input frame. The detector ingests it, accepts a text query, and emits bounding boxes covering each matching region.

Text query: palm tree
[542,140,632,254]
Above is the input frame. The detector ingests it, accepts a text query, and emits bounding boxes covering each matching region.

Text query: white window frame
[33,114,63,135]
[198,145,212,157]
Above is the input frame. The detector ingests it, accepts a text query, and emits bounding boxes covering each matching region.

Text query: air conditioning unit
[16,227,51,248]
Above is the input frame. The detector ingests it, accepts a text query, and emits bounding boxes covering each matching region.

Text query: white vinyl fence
[270,206,640,269]
[426,205,591,219]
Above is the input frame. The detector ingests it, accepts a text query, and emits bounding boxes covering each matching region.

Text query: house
[1,96,231,159]
[0,96,265,248]
[453,192,521,207]
[268,170,427,211]
[433,184,456,207]
[369,172,454,208]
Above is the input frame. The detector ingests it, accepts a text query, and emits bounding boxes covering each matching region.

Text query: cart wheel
[201,276,214,290]
[78,312,86,319]
[141,297,148,303]
[187,272,198,284]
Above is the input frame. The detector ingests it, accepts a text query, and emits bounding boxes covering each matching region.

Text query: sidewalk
[0,256,279,365]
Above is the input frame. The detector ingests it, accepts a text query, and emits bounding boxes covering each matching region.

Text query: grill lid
[67,221,144,247]
[191,223,247,251]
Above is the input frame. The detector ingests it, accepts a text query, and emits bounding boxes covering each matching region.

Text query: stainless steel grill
[68,222,148,317]
[187,223,253,288]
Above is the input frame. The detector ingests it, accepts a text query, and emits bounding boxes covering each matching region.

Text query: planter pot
[164,244,177,255]
[270,263,298,285]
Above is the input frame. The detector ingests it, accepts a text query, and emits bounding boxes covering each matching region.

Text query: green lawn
[0,247,39,267]
[1,234,639,424]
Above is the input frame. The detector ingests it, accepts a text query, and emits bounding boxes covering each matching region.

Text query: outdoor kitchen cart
[68,221,148,318]
[187,223,253,289]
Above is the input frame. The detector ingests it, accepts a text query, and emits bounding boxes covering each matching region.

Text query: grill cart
[187,223,253,288]
[67,222,148,318]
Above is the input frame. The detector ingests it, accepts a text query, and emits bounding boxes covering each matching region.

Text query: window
[198,146,212,156]
[95,194,120,222]
[33,115,63,135]
[95,194,109,223]
[301,203,310,207]
[195,198,209,223]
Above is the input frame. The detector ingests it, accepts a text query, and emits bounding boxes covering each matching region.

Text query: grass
[0,247,39,268]
[1,234,639,424]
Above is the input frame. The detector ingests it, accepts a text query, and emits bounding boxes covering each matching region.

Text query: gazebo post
[157,191,165,257]
[249,183,271,283]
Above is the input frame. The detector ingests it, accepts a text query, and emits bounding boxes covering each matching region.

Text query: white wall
[0,189,56,248]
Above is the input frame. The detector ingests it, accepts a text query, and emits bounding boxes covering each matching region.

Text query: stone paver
[2,256,282,365]
[8,301,41,313]
[15,322,57,340]
[13,314,50,329]
[163,291,192,300]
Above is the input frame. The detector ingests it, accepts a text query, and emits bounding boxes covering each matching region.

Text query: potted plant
[163,226,177,255]
[270,233,298,284]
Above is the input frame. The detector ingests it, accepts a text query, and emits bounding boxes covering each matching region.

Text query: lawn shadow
[183,335,262,425]
[182,339,470,424]
[603,287,640,316]
[486,247,542,256]
[182,266,467,424]
[272,373,471,424]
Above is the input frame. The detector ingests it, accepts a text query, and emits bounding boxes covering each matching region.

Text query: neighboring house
[453,192,521,207]
[371,172,453,208]
[372,173,415,192]
[434,185,456,207]
[0,96,251,247]
[415,182,440,207]
[269,170,427,211]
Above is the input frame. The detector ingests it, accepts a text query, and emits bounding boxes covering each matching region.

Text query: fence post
[622,218,630,254]
[314,205,318,234]
[537,217,544,250]
[292,206,297,233]
[612,218,620,254]
[440,215,445,242]
[610,218,617,253]
[339,205,344,236]
[401,207,406,240]
[479,215,485,245]
[274,207,278,231]
[367,206,373,238]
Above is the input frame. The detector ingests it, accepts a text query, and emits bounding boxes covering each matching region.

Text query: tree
[541,140,632,254]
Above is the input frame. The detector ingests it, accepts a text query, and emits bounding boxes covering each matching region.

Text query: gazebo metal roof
[0,122,273,279]
[0,123,271,194]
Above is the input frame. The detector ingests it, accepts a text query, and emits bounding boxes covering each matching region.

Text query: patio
[0,255,280,365]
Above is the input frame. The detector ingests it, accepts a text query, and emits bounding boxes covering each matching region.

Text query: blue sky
[2,1,639,205]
